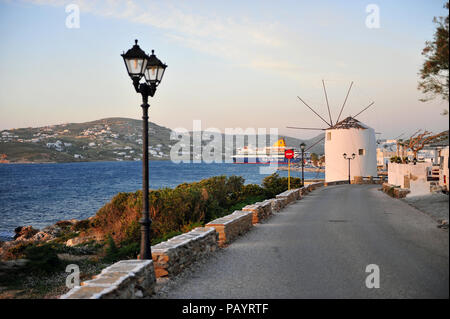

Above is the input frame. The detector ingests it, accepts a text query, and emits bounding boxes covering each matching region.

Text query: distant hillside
[0,118,324,163]
[0,118,173,163]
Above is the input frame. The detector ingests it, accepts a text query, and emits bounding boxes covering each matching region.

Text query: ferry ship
[232,139,300,164]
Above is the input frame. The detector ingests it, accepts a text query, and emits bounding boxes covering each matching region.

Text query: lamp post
[300,143,306,186]
[343,153,356,184]
[121,40,167,260]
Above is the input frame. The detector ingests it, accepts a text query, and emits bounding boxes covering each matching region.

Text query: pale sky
[0,0,448,139]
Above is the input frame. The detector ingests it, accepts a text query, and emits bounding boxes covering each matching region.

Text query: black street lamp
[343,153,356,184]
[300,143,306,186]
[121,40,167,260]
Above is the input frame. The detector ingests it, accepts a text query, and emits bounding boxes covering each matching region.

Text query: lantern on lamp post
[343,153,356,184]
[121,40,167,260]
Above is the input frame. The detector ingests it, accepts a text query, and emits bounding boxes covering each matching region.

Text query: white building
[46,140,64,151]
[417,149,439,164]
[376,140,397,169]
[388,162,431,196]
[439,147,449,192]
[325,117,377,182]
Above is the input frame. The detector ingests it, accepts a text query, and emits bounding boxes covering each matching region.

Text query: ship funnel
[272,139,286,147]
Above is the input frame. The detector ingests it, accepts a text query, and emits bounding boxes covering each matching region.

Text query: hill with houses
[0,118,324,163]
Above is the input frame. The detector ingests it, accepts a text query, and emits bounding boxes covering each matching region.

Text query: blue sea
[0,161,323,241]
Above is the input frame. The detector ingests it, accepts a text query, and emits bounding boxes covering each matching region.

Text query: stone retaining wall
[276,188,301,204]
[60,260,155,299]
[261,198,287,212]
[205,211,253,247]
[242,201,273,224]
[351,176,384,185]
[151,227,218,278]
[323,180,349,187]
[381,182,410,198]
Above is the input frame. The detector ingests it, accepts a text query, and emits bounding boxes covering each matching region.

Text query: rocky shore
[0,218,108,299]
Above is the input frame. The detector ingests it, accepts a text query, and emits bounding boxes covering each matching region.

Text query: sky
[0,0,448,140]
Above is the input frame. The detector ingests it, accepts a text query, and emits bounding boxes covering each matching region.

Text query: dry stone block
[276,189,300,204]
[262,198,286,212]
[151,227,218,278]
[242,201,272,224]
[60,259,155,299]
[205,211,253,247]
[381,182,410,198]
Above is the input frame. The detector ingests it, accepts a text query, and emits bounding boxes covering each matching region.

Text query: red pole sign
[285,149,294,159]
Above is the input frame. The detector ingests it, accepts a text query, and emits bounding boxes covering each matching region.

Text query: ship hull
[232,157,300,164]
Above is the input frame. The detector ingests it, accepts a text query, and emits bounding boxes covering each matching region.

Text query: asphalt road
[156,185,449,299]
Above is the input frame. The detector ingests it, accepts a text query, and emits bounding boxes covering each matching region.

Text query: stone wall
[261,198,287,212]
[351,176,384,185]
[151,227,218,278]
[205,211,253,247]
[381,182,411,198]
[324,180,349,186]
[242,201,273,224]
[60,260,156,299]
[276,188,301,204]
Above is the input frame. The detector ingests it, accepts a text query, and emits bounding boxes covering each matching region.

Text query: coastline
[0,159,170,165]
[0,162,325,242]
[277,166,325,173]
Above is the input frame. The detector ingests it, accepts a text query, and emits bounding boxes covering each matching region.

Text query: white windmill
[288,81,377,183]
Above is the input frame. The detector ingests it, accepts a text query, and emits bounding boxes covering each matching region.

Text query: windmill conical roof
[328,116,370,130]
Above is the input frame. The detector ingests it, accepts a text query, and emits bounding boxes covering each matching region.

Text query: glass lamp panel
[126,58,147,77]
[156,66,166,82]
[144,66,158,83]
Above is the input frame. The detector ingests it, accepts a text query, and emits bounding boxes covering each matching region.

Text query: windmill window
[327,132,331,141]
[359,148,365,156]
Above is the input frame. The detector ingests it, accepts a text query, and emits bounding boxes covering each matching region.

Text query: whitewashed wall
[388,162,432,196]
[439,147,449,191]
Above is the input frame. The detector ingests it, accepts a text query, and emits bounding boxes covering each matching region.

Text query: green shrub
[240,184,266,199]
[262,173,302,197]
[23,244,63,274]
[5,241,33,260]
[228,195,267,212]
[103,235,140,263]
[81,174,295,252]
[53,231,78,244]
[104,235,119,262]
[73,219,91,231]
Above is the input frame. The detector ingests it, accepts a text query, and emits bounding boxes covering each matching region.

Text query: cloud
[18,0,294,73]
